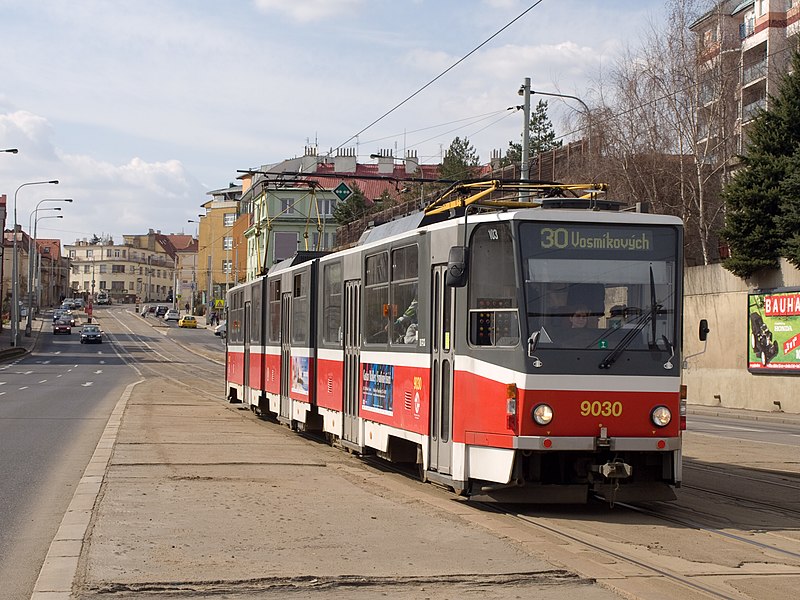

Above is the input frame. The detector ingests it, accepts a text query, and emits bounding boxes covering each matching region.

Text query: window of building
[43,246,50,254]
[112,265,125,273]
[99,264,108,273]
[83,280,90,290]
[86,249,93,257]
[317,198,336,216]
[274,232,298,262]
[223,213,236,227]
[280,198,296,214]
[83,265,90,274]
[72,266,80,275]
[223,236,233,250]
[222,260,232,274]
[99,280,107,290]
[69,250,76,258]
[106,249,112,257]
[71,280,78,289]
[111,281,124,291]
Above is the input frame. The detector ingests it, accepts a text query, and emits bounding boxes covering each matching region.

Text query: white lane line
[81,382,93,387]
[19,386,29,390]
[39,380,47,384]
[94,370,103,374]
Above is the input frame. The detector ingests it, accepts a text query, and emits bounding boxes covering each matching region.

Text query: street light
[187,219,200,315]
[11,180,59,347]
[2,148,19,154]
[25,206,61,335]
[26,199,72,335]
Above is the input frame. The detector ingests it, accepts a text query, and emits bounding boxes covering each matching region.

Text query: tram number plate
[580,400,623,417]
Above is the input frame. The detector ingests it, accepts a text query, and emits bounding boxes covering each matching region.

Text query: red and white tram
[225,181,706,503]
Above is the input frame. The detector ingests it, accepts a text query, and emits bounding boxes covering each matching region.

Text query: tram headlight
[650,405,672,427]
[532,403,553,425]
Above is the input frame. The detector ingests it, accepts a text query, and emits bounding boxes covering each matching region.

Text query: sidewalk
[30,372,618,600]
[0,317,44,362]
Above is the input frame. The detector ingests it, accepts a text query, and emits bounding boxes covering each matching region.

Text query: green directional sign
[333,182,352,201]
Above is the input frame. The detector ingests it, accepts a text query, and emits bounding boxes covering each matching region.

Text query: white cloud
[252,0,364,22]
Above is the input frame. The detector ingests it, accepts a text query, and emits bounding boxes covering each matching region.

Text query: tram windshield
[519,223,679,360]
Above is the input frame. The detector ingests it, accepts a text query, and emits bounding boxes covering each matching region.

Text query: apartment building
[691,0,800,153]
[65,231,176,303]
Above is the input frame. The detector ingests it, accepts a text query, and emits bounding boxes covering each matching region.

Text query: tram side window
[322,262,342,344]
[390,245,418,345]
[292,272,308,344]
[364,251,389,344]
[251,284,262,344]
[468,223,520,347]
[268,280,281,343]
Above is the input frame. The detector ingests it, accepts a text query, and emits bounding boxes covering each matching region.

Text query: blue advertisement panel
[291,356,309,394]
[748,290,800,373]
[361,363,394,414]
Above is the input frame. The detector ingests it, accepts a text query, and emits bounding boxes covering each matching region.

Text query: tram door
[429,266,454,474]
[243,301,251,402]
[342,280,361,445]
[279,292,292,422]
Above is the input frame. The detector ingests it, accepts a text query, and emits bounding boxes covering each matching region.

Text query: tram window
[322,262,342,344]
[251,284,262,343]
[468,224,520,347]
[268,280,281,342]
[292,272,308,343]
[390,245,418,345]
[364,251,389,344]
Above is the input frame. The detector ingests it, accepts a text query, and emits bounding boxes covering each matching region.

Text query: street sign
[333,182,352,201]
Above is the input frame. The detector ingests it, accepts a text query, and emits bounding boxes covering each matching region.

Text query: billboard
[748,290,800,373]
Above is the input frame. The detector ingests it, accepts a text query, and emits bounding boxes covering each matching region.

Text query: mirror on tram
[699,319,710,341]
[445,246,468,287]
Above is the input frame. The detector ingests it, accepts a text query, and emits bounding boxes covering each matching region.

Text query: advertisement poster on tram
[361,363,394,413]
[748,290,800,373]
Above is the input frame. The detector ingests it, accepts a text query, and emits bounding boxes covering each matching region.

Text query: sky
[0,0,666,247]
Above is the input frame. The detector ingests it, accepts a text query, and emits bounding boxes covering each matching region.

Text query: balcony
[742,59,767,86]
[743,97,766,122]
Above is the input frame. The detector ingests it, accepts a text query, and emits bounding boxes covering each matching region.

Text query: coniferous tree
[440,136,480,182]
[720,50,800,277]
[506,99,562,164]
[332,183,371,225]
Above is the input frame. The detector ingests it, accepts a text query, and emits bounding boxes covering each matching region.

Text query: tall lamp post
[11,180,59,347]
[25,206,62,335]
[34,214,64,313]
[187,219,200,315]
[2,148,19,154]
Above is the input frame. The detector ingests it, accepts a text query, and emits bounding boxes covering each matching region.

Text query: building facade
[65,232,176,303]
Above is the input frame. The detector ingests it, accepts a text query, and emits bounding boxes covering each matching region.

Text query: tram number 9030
[580,400,623,417]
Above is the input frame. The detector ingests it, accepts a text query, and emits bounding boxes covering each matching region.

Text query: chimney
[404,150,419,176]
[376,149,395,174]
[334,147,357,173]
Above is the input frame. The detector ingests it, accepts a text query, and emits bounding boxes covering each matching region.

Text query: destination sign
[539,227,653,252]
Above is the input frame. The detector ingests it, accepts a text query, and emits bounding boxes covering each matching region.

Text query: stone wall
[683,260,800,413]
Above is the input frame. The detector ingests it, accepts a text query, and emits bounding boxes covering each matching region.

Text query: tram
[225,181,706,503]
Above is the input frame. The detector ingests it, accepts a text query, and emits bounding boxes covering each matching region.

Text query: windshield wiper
[599,265,660,370]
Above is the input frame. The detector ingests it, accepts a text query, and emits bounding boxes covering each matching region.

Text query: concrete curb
[30,379,144,600]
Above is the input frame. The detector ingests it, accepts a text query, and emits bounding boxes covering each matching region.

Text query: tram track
[101,308,224,403]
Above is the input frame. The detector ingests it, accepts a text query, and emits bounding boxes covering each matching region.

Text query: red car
[53,319,72,335]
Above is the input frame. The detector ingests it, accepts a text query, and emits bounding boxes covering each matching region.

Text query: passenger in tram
[395,297,418,344]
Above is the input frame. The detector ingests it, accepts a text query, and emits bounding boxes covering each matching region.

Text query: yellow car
[178,315,197,328]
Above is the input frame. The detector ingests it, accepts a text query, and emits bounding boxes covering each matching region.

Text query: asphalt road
[0,323,138,600]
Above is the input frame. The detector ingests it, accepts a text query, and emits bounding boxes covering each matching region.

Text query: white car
[214,320,227,337]
[163,309,180,322]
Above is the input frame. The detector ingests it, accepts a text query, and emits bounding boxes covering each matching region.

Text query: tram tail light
[506,384,517,432]
[680,384,688,430]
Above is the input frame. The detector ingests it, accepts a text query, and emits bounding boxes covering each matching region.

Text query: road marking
[0,382,5,386]
[94,370,102,374]
[57,374,63,378]
[39,380,47,384]
[0,391,5,396]
[81,382,93,387]
[20,386,28,390]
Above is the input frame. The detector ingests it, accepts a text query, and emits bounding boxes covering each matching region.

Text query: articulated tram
[225,181,702,503]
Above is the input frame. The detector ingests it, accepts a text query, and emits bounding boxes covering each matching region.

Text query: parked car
[178,315,197,328]
[53,319,72,335]
[80,324,102,344]
[214,320,227,337]
[155,305,169,318]
[164,308,180,322]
